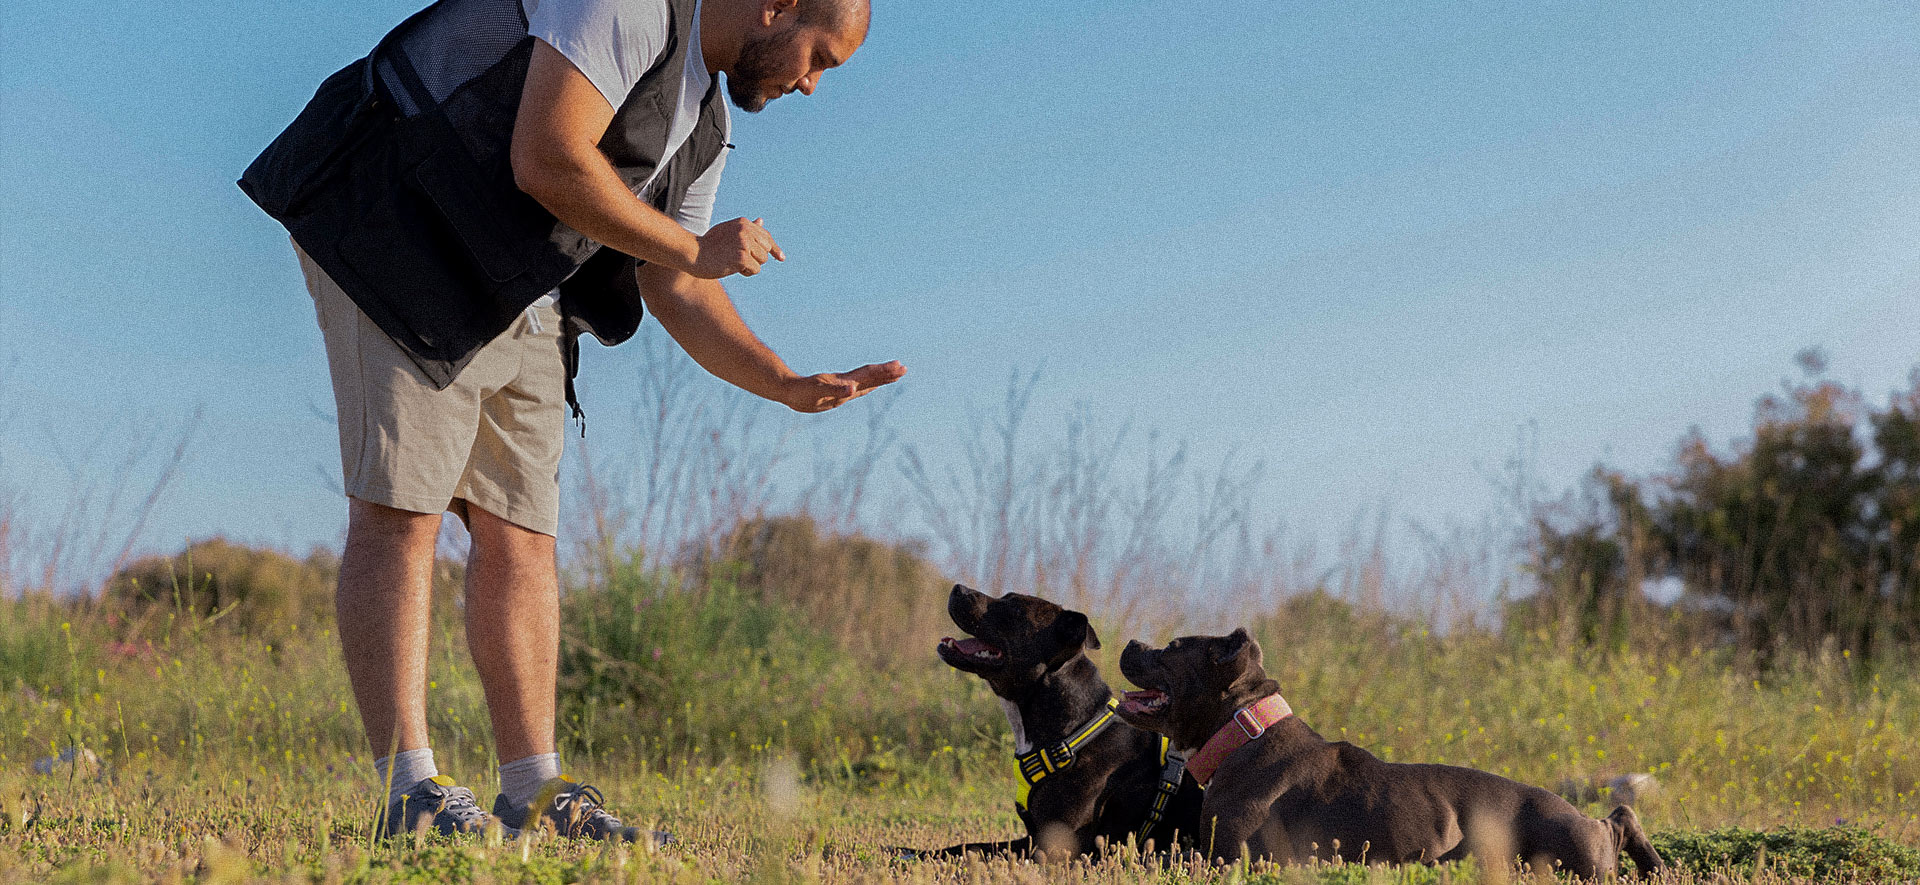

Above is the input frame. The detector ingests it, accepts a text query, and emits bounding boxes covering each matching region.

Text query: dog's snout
[947,584,991,629]
[1118,640,1154,679]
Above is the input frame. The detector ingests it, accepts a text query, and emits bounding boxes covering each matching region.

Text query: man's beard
[726,30,794,113]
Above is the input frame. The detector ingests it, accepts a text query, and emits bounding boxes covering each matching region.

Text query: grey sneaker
[492,775,671,846]
[381,775,511,837]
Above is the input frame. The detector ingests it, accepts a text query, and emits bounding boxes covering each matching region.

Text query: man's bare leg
[463,506,651,841]
[462,503,559,765]
[337,497,443,757]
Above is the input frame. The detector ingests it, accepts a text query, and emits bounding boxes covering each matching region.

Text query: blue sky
[3,1,1917,588]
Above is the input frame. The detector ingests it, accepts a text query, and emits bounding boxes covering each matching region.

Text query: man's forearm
[639,268,800,402]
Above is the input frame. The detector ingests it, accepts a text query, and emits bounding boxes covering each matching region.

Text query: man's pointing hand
[780,361,906,413]
[691,217,785,279]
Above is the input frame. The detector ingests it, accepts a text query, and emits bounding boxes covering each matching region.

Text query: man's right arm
[509,39,781,279]
[636,261,905,412]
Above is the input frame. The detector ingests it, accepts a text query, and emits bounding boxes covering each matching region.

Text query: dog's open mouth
[938,636,1005,665]
[1119,689,1169,715]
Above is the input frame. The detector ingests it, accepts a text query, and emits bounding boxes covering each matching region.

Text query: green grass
[1,562,1917,882]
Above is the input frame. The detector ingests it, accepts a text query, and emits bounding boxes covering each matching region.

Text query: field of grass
[2,560,1917,883]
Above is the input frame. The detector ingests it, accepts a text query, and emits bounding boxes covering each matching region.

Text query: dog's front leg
[1197,795,1272,865]
[1024,775,1109,859]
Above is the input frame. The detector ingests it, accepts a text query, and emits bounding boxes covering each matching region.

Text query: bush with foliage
[557,553,981,768]
[696,515,951,664]
[104,537,466,637]
[104,538,340,635]
[1526,353,1920,662]
[1652,825,1920,880]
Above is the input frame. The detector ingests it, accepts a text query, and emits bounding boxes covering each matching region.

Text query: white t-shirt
[522,0,730,310]
[525,0,729,234]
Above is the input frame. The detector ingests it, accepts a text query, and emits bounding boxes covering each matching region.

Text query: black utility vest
[240,0,727,413]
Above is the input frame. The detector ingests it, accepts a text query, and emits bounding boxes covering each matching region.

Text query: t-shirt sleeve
[672,145,727,234]
[525,0,671,110]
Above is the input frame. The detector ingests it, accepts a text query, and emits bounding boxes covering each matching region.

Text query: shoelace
[550,783,624,835]
[431,785,492,828]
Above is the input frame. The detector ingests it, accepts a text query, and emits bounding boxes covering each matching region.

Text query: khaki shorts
[297,245,566,536]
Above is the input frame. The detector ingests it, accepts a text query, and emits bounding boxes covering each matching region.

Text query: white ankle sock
[498,752,562,809]
[374,748,439,806]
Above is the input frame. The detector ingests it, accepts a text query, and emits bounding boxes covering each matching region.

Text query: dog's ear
[1054,610,1100,652]
[1213,627,1262,670]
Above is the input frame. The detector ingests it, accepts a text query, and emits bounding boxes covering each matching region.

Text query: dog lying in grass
[895,585,1201,859]
[1115,628,1664,877]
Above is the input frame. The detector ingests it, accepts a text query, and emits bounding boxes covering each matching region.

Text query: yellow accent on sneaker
[513,775,648,843]
[519,775,575,832]
[428,774,457,787]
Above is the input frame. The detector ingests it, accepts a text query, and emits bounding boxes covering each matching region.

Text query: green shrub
[1652,825,1920,880]
[0,592,91,694]
[103,539,466,638]
[557,556,983,770]
[697,515,950,665]
[104,538,339,636]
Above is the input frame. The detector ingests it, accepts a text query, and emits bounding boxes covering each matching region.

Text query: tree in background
[1528,351,1920,663]
[1520,467,1659,654]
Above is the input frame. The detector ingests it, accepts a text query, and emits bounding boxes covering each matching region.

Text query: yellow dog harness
[1011,698,1189,843]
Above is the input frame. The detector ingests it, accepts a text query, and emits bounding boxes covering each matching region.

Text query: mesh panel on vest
[380,0,530,116]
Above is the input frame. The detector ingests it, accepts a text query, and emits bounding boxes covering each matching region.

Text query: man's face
[726,18,862,113]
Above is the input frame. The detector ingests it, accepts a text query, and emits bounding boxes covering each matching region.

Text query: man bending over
[240,0,898,839]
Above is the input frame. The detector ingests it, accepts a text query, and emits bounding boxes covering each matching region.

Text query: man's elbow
[509,141,572,206]
[638,267,707,317]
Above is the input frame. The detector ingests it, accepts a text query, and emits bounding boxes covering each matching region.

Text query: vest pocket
[410,145,544,283]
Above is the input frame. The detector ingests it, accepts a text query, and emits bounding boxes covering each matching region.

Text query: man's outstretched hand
[779,361,907,413]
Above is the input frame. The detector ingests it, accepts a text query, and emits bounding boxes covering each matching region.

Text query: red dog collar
[1185,693,1292,786]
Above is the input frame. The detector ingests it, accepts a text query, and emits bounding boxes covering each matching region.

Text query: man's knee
[346,496,443,549]
[463,500,556,557]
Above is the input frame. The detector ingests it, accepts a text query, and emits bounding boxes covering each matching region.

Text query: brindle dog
[1116,629,1663,878]
[898,585,1202,859]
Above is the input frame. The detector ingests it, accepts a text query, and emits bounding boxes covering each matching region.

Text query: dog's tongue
[947,637,994,655]
[1120,689,1166,713]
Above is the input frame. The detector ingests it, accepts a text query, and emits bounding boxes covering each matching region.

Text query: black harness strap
[1139,740,1187,844]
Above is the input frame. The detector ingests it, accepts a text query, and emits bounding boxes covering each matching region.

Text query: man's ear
[762,0,799,25]
[1213,627,1262,670]
[1054,610,1100,652]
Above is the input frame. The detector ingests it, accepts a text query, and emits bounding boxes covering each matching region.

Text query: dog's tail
[1605,805,1664,876]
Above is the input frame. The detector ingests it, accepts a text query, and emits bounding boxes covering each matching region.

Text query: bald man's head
[797,0,870,39]
[725,0,869,112]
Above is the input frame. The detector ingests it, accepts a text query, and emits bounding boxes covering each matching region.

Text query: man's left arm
[635,261,904,413]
